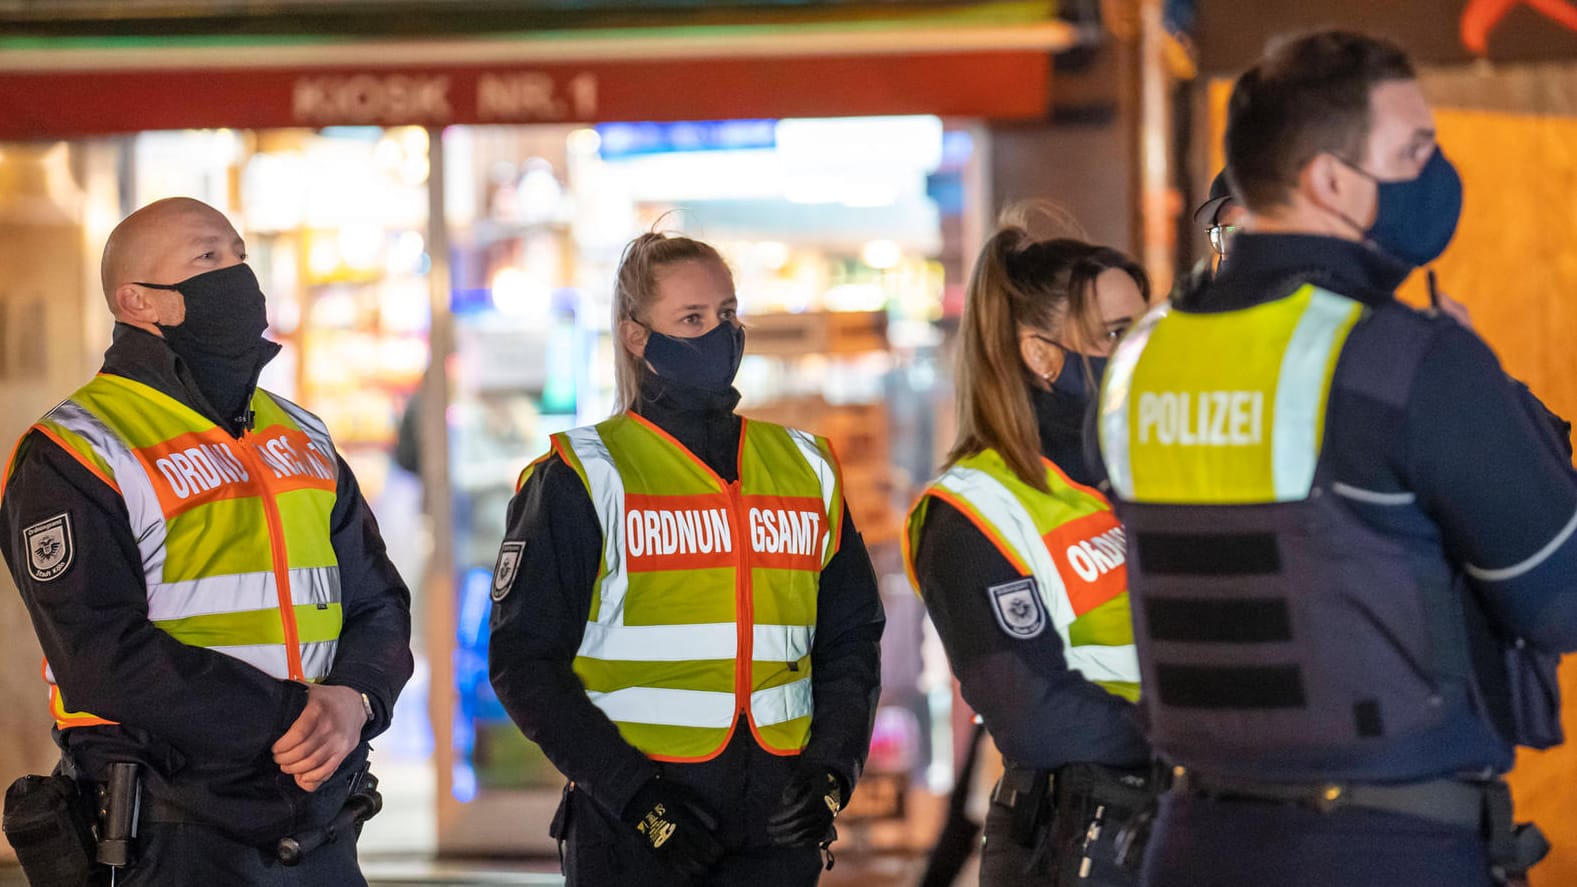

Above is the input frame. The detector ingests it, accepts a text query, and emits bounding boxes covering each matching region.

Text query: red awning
[0,45,1053,139]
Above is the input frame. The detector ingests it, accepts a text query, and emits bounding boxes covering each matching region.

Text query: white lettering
[658,511,678,555]
[168,452,209,494]
[625,508,741,559]
[676,510,698,553]
[1067,544,1099,583]
[626,510,645,558]
[642,512,660,557]
[203,444,245,483]
[183,446,224,490]
[695,509,715,554]
[293,74,452,126]
[477,72,564,122]
[1135,391,1265,448]
[569,72,598,119]
[156,457,191,500]
[1082,539,1116,572]
[303,442,334,480]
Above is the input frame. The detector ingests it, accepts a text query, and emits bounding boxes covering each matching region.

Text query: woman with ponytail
[904,210,1154,885]
[488,231,884,887]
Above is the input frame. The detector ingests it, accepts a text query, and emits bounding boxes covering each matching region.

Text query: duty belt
[1173,768,1484,828]
[1173,768,1549,882]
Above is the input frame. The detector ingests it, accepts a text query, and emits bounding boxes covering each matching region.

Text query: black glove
[620,775,724,879]
[766,767,844,847]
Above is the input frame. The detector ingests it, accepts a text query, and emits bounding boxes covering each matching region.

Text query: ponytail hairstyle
[948,206,1150,491]
[611,229,735,414]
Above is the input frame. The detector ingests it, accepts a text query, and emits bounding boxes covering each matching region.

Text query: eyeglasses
[1208,224,1240,257]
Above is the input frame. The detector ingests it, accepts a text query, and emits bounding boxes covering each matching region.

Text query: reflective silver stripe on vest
[1272,288,1360,500]
[586,678,814,729]
[934,466,1141,686]
[784,427,839,565]
[578,621,813,663]
[266,393,341,485]
[752,677,813,727]
[147,566,340,620]
[562,425,630,626]
[207,640,335,682]
[1100,302,1170,501]
[44,401,169,578]
[587,687,735,728]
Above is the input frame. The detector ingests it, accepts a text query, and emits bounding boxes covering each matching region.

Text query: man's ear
[113,284,162,325]
[619,319,650,359]
[1303,153,1345,209]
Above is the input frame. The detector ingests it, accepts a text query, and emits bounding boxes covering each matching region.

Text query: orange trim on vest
[1041,455,1113,507]
[516,450,555,494]
[30,424,122,496]
[901,492,925,596]
[239,428,307,682]
[922,486,1033,576]
[628,411,730,488]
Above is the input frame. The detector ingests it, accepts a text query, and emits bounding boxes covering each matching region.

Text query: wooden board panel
[1402,106,1577,887]
[1203,96,1577,884]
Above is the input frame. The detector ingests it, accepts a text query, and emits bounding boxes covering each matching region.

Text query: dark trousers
[1140,791,1495,887]
[559,782,823,887]
[112,819,365,887]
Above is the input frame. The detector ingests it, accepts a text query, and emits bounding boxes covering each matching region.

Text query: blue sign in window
[596,119,778,159]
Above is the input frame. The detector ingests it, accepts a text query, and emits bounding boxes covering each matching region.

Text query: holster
[990,763,1051,848]
[2,772,102,887]
[1049,763,1158,887]
[1483,780,1549,885]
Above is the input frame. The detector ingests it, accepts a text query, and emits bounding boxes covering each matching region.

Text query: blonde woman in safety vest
[0,198,413,886]
[488,232,884,887]
[904,217,1154,886]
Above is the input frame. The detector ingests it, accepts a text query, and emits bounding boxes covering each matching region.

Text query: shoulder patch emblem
[987,577,1046,639]
[24,513,74,582]
[492,541,526,602]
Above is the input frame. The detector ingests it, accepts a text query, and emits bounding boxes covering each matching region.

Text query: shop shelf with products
[739,309,902,549]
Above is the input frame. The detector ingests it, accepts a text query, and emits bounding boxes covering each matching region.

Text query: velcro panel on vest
[1135,531,1281,576]
[1154,664,1306,709]
[1146,597,1293,644]
[1124,495,1451,774]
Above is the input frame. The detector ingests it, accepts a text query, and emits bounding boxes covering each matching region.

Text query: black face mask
[135,263,272,424]
[642,322,746,393]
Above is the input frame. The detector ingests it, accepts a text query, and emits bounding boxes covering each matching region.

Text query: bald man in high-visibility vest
[0,198,412,886]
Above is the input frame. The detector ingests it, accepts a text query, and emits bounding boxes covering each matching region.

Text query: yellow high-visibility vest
[530,413,843,762]
[16,373,342,728]
[1100,284,1364,505]
[905,449,1141,701]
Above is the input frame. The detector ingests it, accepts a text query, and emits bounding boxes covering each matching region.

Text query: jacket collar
[100,323,280,437]
[1188,233,1414,313]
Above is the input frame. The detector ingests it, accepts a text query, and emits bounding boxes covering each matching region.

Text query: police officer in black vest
[1096,31,1577,887]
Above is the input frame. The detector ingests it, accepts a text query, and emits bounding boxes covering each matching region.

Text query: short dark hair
[1225,31,1415,212]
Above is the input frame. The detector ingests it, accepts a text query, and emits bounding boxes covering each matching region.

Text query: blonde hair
[948,210,1149,491]
[611,231,734,414]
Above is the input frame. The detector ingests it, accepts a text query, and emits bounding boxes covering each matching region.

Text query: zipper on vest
[240,429,306,682]
[730,479,753,720]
